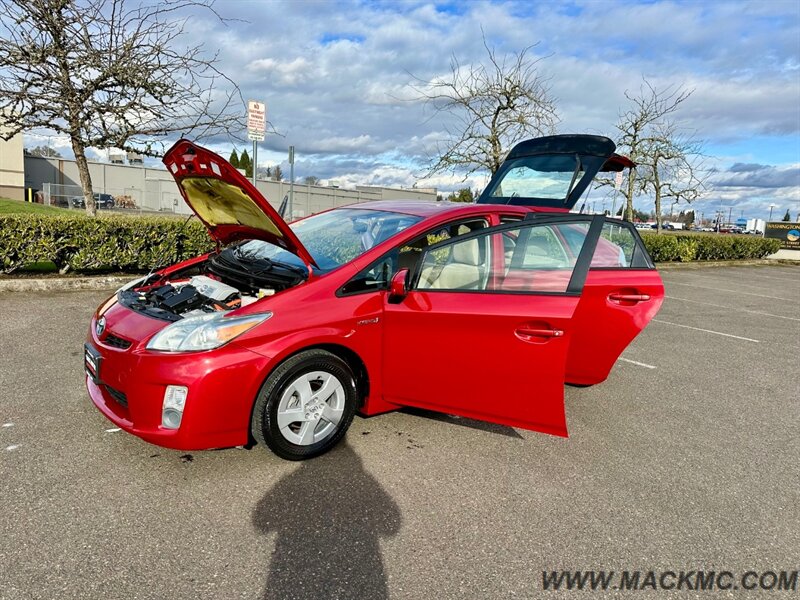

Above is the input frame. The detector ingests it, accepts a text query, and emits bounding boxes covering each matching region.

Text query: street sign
[247,100,266,135]
[614,171,623,190]
[248,132,265,141]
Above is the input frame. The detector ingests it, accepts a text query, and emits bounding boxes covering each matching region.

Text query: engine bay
[117,243,309,321]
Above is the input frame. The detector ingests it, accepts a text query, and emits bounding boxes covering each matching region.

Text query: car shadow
[399,407,525,439]
[252,442,401,600]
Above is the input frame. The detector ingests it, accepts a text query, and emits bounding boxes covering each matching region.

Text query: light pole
[768,203,777,222]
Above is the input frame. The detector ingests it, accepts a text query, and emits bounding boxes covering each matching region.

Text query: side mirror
[388,268,409,303]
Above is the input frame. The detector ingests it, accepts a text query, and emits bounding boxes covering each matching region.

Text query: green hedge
[0,214,784,274]
[0,214,214,274]
[640,232,781,262]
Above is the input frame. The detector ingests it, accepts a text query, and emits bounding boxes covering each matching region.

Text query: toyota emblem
[96,316,106,337]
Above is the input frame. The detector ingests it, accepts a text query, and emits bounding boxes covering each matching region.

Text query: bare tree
[0,0,244,215]
[612,80,693,223]
[411,36,558,178]
[638,122,708,232]
[303,176,320,186]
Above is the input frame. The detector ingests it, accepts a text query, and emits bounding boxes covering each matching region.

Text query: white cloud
[23,0,800,217]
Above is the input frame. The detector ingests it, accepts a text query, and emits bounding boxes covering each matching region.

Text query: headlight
[146,312,272,352]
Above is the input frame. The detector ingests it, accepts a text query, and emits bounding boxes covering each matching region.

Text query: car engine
[117,275,259,322]
[117,242,309,321]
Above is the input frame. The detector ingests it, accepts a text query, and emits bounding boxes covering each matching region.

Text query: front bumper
[85,314,271,450]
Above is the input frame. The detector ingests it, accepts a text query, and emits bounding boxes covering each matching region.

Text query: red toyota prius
[85,135,663,460]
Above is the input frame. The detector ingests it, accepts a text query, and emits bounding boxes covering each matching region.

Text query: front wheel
[251,350,357,460]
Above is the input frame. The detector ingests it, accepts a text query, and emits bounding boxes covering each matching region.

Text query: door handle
[515,327,564,339]
[608,293,650,304]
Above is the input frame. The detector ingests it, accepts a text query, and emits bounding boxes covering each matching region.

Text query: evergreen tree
[782,209,791,222]
[229,149,240,168]
[446,188,475,202]
[273,165,284,181]
[239,149,252,178]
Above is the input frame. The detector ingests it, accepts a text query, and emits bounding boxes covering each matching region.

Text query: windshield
[488,155,582,201]
[234,208,422,272]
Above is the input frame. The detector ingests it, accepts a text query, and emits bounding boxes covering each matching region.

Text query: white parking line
[105,428,121,433]
[665,296,800,322]
[652,319,760,343]
[5,445,19,451]
[618,357,657,369]
[717,271,800,284]
[664,281,794,301]
[2,423,13,428]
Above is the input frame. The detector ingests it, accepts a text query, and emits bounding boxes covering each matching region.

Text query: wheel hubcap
[276,371,346,446]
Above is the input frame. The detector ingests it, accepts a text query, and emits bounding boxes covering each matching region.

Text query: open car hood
[477,135,634,210]
[163,140,317,269]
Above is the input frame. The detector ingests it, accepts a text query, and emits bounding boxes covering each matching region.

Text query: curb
[0,275,132,293]
[655,258,800,270]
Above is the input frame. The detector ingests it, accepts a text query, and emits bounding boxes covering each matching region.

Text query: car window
[237,208,422,273]
[339,219,487,296]
[487,155,583,200]
[591,222,638,268]
[416,221,590,294]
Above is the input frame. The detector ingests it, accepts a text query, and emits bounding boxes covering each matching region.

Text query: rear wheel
[251,350,357,460]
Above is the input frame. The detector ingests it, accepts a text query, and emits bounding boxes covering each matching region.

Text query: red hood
[163,140,317,269]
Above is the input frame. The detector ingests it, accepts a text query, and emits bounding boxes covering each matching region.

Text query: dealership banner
[764,222,800,250]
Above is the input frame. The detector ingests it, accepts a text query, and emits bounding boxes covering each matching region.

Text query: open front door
[381,216,603,436]
[565,219,664,385]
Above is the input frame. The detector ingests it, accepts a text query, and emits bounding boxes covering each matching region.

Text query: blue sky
[27,0,800,220]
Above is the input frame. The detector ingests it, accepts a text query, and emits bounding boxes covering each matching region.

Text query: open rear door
[381,215,604,436]
[565,219,664,385]
[477,135,634,210]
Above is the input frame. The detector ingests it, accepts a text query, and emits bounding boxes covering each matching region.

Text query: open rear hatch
[477,134,634,210]
[163,139,317,269]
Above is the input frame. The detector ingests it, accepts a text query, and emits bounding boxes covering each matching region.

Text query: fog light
[162,385,188,429]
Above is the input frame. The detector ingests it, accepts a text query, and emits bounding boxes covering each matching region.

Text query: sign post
[247,100,266,187]
[611,170,623,217]
[288,145,295,220]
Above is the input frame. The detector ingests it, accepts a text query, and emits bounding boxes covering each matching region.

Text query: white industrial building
[0,128,24,201]
[21,153,437,218]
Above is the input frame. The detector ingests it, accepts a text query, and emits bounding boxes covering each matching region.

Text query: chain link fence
[40,182,188,215]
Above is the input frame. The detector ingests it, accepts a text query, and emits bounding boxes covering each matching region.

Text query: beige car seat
[421,239,484,290]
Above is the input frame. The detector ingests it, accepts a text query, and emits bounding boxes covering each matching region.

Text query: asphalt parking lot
[1,264,798,600]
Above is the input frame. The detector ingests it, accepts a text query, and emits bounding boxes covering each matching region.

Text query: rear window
[487,155,583,200]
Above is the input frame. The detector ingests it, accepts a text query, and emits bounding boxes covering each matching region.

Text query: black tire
[251,349,357,460]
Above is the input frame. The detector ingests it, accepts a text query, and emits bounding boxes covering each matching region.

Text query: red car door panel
[381,215,604,436]
[566,269,663,385]
[383,292,578,436]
